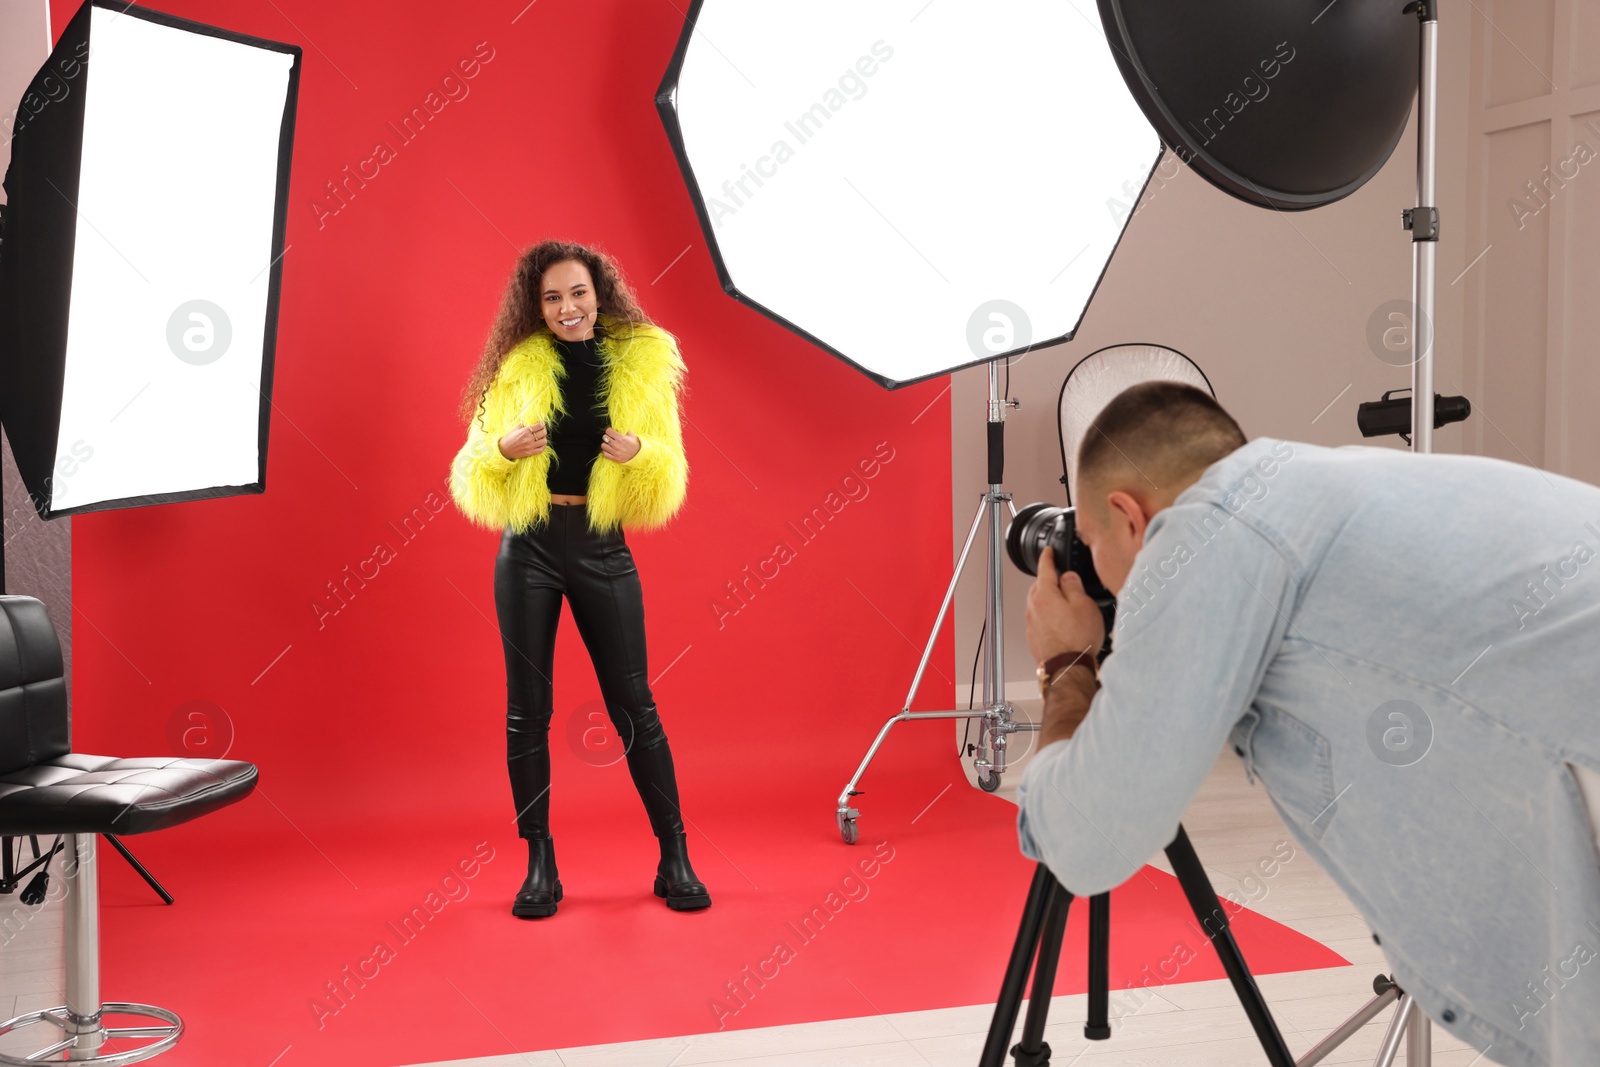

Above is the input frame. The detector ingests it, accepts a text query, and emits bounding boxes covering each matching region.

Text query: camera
[1004,503,1117,656]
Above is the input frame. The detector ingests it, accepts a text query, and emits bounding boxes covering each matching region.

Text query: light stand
[836,358,1033,843]
[1326,2,1445,1060]
[1309,5,1443,1060]
[1408,1,1440,455]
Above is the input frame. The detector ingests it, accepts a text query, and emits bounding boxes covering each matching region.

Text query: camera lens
[1005,502,1118,656]
[1005,502,1070,577]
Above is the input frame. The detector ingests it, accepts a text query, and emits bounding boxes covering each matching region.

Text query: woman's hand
[498,422,547,459]
[601,429,640,463]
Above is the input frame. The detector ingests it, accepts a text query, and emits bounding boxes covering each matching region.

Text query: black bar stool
[0,596,258,1064]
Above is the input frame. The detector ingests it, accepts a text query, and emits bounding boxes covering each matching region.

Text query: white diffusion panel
[54,5,293,510]
[1060,344,1213,501]
[672,0,1160,386]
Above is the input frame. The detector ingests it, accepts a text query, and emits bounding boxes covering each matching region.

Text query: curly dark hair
[457,240,651,428]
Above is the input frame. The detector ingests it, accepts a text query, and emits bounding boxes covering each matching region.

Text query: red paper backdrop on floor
[47,1,1348,1064]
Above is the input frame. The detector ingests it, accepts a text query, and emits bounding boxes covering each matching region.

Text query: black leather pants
[492,502,685,841]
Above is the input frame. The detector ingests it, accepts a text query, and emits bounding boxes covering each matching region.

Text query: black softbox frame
[0,0,301,521]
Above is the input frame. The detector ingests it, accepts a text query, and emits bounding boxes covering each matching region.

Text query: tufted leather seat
[0,594,258,1064]
[0,755,257,836]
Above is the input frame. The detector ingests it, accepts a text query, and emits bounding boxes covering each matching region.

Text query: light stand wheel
[978,769,1002,792]
[836,808,860,845]
[0,1002,182,1066]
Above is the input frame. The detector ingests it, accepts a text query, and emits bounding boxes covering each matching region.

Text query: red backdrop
[45,3,1345,1064]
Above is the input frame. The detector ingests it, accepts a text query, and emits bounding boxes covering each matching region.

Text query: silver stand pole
[1401,10,1439,1061]
[1410,8,1439,454]
[835,357,1031,844]
[1301,5,1442,1064]
[63,833,106,1057]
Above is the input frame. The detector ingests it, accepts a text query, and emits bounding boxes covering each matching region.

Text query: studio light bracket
[1402,206,1440,241]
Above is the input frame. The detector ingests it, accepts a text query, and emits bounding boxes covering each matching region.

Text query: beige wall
[0,0,51,190]
[1462,0,1600,482]
[952,14,1484,706]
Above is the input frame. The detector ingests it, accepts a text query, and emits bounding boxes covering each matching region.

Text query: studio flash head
[1005,503,1118,654]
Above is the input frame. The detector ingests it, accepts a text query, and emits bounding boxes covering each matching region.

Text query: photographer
[1016,380,1600,1067]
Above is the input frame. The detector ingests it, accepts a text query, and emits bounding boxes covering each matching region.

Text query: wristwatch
[1037,650,1097,696]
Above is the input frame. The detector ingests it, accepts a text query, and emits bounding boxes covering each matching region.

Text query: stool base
[0,1002,182,1065]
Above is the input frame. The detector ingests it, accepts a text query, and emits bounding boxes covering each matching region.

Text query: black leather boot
[623,735,710,909]
[654,832,711,911]
[512,835,561,918]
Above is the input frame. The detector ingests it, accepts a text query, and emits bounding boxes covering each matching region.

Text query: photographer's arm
[1015,505,1300,896]
[1040,663,1098,749]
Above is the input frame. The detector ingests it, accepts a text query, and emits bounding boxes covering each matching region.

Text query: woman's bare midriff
[550,494,587,505]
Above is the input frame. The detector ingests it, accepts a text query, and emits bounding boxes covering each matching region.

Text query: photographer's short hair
[1076,381,1247,510]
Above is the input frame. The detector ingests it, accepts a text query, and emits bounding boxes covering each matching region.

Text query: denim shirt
[1015,437,1600,1067]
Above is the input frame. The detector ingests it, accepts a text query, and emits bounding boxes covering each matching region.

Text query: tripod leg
[1011,878,1073,1066]
[1165,825,1297,1067]
[1085,893,1111,1039]
[102,834,174,905]
[981,863,1063,1067]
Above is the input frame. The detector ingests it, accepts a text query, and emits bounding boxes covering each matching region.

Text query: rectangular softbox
[0,0,300,518]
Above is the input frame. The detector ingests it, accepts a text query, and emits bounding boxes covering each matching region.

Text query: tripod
[836,357,1033,843]
[982,825,1433,1066]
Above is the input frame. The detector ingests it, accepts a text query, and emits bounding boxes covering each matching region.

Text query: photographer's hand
[1025,544,1106,665]
[1027,544,1107,749]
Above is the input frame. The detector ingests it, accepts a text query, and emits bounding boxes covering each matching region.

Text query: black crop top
[546,331,610,495]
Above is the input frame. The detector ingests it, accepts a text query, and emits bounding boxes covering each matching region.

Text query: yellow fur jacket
[449,313,688,535]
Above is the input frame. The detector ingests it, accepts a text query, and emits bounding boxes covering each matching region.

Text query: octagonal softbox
[1097,0,1417,210]
[0,0,300,518]
[656,0,1163,390]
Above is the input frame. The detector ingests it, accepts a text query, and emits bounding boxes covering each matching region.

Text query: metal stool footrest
[0,1002,182,1065]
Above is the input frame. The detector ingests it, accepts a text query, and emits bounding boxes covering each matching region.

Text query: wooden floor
[1,696,1496,1066]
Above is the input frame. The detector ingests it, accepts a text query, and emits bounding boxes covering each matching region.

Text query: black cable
[961,615,986,755]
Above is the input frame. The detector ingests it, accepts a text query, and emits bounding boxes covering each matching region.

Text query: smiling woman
[449,239,706,919]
